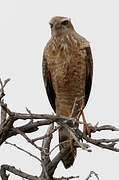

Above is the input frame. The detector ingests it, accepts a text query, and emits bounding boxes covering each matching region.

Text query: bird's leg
[67,110,73,149]
[67,110,71,117]
[79,103,91,137]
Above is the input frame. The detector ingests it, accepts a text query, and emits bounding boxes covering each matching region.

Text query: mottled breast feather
[43,31,93,116]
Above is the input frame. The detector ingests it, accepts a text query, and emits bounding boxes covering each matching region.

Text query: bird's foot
[78,102,91,137]
[83,124,91,137]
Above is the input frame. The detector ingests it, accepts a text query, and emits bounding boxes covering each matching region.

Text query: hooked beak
[54,23,61,30]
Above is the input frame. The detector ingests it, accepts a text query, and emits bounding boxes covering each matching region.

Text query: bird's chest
[47,50,84,92]
[49,56,72,85]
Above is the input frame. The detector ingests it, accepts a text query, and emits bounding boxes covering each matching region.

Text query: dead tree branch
[40,123,54,180]
[1,165,40,180]
[5,141,42,163]
[85,171,99,180]
[1,103,119,151]
[0,78,119,179]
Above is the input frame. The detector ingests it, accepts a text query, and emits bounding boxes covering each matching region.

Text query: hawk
[42,16,93,169]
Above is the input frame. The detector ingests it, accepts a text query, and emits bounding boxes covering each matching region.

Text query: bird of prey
[42,16,93,169]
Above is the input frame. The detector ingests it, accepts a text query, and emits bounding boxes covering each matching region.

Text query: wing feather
[42,54,56,112]
[84,46,93,106]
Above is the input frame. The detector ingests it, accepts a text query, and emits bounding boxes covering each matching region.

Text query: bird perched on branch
[42,16,93,169]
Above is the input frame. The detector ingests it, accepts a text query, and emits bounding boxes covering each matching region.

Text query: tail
[59,128,77,169]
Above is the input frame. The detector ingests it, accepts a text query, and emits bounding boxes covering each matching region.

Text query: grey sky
[0,0,119,179]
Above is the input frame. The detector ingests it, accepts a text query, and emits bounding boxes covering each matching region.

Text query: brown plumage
[42,16,93,169]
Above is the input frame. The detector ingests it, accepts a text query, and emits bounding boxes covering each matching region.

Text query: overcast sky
[0,0,119,179]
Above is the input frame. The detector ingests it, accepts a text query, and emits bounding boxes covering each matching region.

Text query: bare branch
[50,140,69,154]
[85,171,99,180]
[57,120,90,152]
[0,117,14,145]
[0,84,119,180]
[54,176,79,180]
[14,128,43,151]
[1,165,40,180]
[0,78,10,101]
[3,79,11,88]
[1,163,80,180]
[0,165,9,180]
[26,107,34,123]
[40,123,54,180]
[75,128,119,152]
[95,125,119,132]
[5,141,41,162]
[0,78,10,124]
[32,126,60,142]
[1,101,7,123]
[1,103,119,153]
[0,101,14,117]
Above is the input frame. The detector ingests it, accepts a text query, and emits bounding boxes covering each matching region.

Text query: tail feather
[59,128,77,169]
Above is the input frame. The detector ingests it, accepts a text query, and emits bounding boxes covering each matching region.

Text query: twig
[85,171,99,180]
[70,97,78,117]
[50,140,70,154]
[0,78,10,100]
[26,107,34,122]
[50,139,90,155]
[5,141,41,162]
[32,126,60,142]
[14,128,44,151]
[95,125,119,132]
[54,176,79,180]
[76,129,119,152]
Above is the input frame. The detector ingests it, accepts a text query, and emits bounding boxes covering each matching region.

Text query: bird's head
[49,16,74,36]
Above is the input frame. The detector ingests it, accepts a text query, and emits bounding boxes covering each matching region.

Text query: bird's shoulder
[74,32,90,49]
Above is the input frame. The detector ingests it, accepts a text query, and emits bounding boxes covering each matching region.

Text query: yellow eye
[61,20,68,25]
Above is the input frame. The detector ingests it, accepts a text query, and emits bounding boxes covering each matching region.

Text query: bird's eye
[61,20,68,25]
[49,23,53,28]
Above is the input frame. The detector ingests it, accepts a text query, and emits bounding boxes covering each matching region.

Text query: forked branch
[0,78,119,179]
